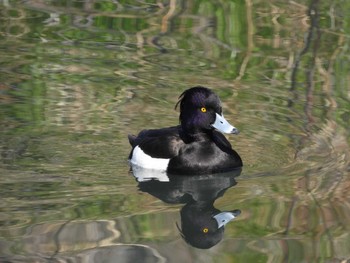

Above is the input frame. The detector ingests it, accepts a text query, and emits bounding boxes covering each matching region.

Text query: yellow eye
[203,228,209,233]
[201,107,207,113]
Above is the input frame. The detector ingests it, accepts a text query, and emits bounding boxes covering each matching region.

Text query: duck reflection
[132,167,242,249]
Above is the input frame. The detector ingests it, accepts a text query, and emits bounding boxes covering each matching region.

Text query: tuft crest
[175,86,212,111]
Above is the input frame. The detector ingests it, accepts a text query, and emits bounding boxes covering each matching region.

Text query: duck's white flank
[130,145,170,171]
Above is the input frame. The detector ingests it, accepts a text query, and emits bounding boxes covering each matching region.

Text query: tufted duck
[128,86,242,175]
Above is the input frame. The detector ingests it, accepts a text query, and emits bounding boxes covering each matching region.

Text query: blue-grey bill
[212,113,239,134]
[213,210,241,228]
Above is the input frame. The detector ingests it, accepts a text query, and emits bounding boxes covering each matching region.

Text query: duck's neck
[179,127,213,143]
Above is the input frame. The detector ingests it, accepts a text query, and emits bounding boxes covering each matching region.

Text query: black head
[175,86,239,135]
[175,87,221,133]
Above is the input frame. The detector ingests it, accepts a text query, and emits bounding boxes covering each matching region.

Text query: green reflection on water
[0,0,349,262]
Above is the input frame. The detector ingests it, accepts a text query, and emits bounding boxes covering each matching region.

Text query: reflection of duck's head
[128,86,242,175]
[178,202,241,249]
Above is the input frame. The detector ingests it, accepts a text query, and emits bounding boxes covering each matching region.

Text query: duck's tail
[128,134,136,146]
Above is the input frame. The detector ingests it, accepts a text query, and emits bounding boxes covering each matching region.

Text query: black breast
[167,131,242,175]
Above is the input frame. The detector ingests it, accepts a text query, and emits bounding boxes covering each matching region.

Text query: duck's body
[128,87,242,175]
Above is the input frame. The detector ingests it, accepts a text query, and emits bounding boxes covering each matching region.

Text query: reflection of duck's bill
[213,209,241,228]
[211,113,239,134]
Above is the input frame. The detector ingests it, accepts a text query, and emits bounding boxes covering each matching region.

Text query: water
[0,0,349,262]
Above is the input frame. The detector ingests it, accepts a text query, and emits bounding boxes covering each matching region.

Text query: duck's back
[128,126,184,169]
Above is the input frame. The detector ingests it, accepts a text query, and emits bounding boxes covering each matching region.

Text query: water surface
[0,0,349,262]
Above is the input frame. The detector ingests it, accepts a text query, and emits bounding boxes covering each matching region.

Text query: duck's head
[175,86,239,135]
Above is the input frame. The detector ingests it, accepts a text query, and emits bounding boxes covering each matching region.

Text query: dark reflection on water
[136,169,242,249]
